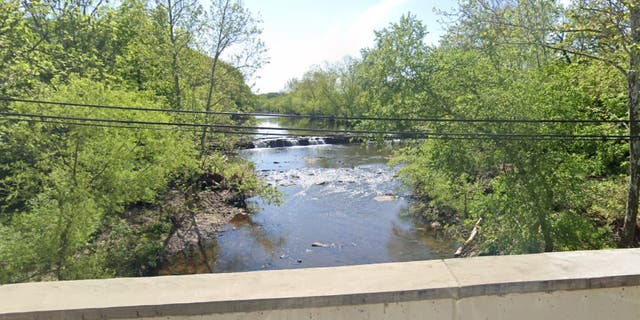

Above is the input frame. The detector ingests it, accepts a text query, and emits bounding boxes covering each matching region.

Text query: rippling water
[159,118,457,274]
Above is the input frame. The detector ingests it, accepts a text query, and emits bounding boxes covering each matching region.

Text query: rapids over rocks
[158,117,457,274]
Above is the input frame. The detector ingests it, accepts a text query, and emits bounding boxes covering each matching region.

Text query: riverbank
[98,183,255,278]
[162,189,248,255]
[399,172,636,257]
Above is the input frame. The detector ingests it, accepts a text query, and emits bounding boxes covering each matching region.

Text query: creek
[159,117,457,274]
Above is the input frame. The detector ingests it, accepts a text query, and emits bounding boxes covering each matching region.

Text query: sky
[241,0,458,93]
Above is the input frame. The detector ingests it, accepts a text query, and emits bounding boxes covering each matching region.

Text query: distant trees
[258,58,365,119]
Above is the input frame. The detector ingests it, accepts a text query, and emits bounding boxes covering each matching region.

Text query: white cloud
[253,0,410,93]
[320,0,410,62]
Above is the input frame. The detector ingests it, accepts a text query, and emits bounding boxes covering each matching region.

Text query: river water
[160,117,457,274]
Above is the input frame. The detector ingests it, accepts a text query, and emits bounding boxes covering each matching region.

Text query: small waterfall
[251,136,354,149]
[306,137,326,145]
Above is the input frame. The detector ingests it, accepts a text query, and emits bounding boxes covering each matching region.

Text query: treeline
[0,0,271,282]
[261,0,639,253]
[258,57,363,118]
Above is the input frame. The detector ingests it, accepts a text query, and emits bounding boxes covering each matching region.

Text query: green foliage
[358,14,436,132]
[385,7,628,253]
[261,5,631,254]
[0,0,46,96]
[0,0,269,283]
[101,210,173,277]
[0,79,198,282]
[201,154,281,204]
[394,52,623,253]
[257,57,364,119]
[2,0,635,282]
[0,76,264,283]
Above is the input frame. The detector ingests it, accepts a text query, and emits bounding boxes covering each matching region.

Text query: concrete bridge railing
[1,249,640,319]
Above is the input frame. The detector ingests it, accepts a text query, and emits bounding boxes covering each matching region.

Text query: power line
[0,110,411,135]
[248,111,633,125]
[1,96,634,125]
[1,112,631,141]
[0,117,301,136]
[2,97,220,116]
[2,117,193,132]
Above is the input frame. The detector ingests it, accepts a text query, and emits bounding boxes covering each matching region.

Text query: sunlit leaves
[0,79,198,282]
[358,14,437,133]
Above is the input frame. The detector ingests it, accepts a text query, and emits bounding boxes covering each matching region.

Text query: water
[159,117,457,274]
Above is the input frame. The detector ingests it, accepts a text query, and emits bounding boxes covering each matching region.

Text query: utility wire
[1,97,634,125]
[0,116,589,141]
[0,117,307,136]
[1,112,631,141]
[2,117,194,133]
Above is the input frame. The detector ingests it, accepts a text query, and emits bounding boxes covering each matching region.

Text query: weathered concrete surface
[1,249,640,320]
[456,286,640,320]
[0,260,457,319]
[445,248,640,296]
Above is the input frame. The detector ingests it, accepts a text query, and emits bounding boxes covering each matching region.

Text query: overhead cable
[1,97,633,125]
[1,112,630,141]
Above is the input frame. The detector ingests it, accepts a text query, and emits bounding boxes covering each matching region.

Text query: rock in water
[311,242,329,248]
[374,195,396,202]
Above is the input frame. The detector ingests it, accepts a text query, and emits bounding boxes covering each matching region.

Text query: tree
[392,44,617,253]
[564,0,640,247]
[155,0,203,109]
[351,9,625,253]
[448,0,640,247]
[0,79,198,282]
[199,0,265,157]
[257,57,364,118]
[0,0,44,97]
[114,0,184,95]
[19,0,115,82]
[0,0,274,283]
[357,14,438,134]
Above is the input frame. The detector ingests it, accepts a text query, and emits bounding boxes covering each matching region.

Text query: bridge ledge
[1,249,640,319]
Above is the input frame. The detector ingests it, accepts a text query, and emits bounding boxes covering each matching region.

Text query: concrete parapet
[1,249,640,319]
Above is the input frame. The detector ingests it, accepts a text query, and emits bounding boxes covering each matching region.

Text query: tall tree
[448,0,640,246]
[199,0,265,157]
[155,0,202,109]
[357,13,438,134]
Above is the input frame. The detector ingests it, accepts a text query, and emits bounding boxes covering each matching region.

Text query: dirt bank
[162,189,248,255]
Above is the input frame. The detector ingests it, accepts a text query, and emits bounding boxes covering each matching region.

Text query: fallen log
[455,218,483,257]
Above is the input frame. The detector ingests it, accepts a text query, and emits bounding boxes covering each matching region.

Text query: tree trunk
[539,213,554,252]
[172,54,182,110]
[199,53,220,160]
[168,0,182,110]
[622,5,640,248]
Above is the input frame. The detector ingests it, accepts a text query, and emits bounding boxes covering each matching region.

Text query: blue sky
[242,0,458,93]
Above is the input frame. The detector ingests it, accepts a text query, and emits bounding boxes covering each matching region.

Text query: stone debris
[374,195,397,202]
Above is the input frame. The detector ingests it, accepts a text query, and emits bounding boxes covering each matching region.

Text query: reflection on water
[158,117,458,274]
